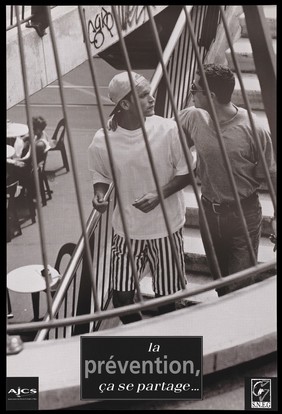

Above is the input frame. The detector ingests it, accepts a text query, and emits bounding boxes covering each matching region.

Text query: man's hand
[132,192,159,213]
[269,217,277,252]
[92,182,110,213]
[92,193,108,213]
[14,160,26,168]
[271,217,276,235]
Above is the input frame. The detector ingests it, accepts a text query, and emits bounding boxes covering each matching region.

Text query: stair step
[139,226,276,299]
[225,38,276,73]
[233,73,264,110]
[252,110,270,131]
[177,281,218,305]
[183,186,274,216]
[183,186,275,235]
[239,6,276,39]
[183,227,276,264]
[140,274,218,303]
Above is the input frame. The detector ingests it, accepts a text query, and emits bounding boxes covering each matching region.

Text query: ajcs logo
[6,377,38,410]
[7,387,37,398]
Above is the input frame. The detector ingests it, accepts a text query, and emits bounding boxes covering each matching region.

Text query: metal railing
[45,184,115,339]
[7,5,276,343]
[6,6,57,31]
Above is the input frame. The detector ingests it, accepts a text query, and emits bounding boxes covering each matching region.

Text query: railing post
[7,335,23,355]
[72,230,95,335]
[26,5,49,37]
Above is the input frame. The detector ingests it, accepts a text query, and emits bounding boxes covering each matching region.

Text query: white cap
[108,71,147,116]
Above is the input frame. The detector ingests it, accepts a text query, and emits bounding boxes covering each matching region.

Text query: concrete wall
[6,6,167,109]
[6,5,241,109]
[7,6,85,109]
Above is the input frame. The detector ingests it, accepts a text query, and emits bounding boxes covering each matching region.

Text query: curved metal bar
[112,5,186,289]
[183,5,257,266]
[147,5,222,280]
[77,6,144,304]
[243,6,276,155]
[14,6,54,319]
[45,6,100,312]
[8,5,276,343]
[219,6,276,212]
[7,260,276,334]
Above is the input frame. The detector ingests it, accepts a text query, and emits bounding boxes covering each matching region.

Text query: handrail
[35,184,114,341]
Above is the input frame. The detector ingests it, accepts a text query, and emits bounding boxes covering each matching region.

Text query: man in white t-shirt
[88,71,196,323]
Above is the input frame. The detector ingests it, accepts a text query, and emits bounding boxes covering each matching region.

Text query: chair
[38,151,53,206]
[30,243,77,327]
[7,289,13,319]
[32,243,77,318]
[21,178,36,223]
[47,118,69,172]
[47,243,77,295]
[7,181,22,242]
[52,242,77,337]
[24,151,52,208]
[54,242,76,273]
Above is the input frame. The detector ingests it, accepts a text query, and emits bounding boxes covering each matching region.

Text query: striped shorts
[111,228,186,295]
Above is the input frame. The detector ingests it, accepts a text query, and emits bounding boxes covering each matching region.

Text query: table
[7,264,61,320]
[6,145,15,159]
[7,122,29,138]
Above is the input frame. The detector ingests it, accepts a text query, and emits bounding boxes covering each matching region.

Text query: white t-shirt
[14,131,51,161]
[14,136,26,158]
[88,115,194,239]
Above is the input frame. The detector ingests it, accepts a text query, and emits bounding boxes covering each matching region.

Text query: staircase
[228,5,276,127]
[140,5,276,304]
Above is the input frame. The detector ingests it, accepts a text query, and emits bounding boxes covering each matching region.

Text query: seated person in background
[7,132,31,188]
[33,115,53,153]
[6,116,51,197]
[21,116,52,163]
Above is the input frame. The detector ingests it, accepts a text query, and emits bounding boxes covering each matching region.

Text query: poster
[6,5,277,410]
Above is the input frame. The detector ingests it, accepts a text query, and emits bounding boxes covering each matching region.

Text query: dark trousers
[7,163,35,198]
[199,193,262,296]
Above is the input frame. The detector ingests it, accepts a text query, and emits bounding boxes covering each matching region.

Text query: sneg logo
[251,379,271,408]
[245,376,277,411]
[7,386,37,398]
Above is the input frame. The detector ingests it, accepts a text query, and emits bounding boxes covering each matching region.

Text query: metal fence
[6,5,276,344]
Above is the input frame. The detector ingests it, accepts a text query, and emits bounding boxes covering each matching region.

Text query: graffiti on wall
[88,7,114,49]
[85,5,164,51]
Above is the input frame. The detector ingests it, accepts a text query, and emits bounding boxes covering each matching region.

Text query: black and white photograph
[6,5,277,410]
